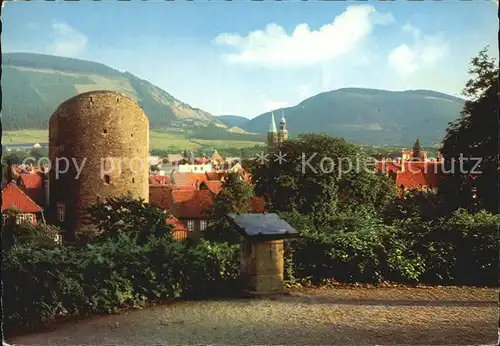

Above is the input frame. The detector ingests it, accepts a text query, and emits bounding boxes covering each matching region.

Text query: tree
[209,172,254,218]
[412,139,421,160]
[87,196,174,244]
[253,133,396,226]
[204,172,254,243]
[2,214,62,250]
[440,47,499,213]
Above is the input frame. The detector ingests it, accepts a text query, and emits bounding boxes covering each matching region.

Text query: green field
[2,130,264,151]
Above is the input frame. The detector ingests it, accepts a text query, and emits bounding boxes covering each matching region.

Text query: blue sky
[3,0,498,118]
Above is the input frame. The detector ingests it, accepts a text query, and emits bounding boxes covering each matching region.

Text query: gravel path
[7,287,498,345]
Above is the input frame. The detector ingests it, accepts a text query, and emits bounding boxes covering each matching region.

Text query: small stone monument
[226,213,300,296]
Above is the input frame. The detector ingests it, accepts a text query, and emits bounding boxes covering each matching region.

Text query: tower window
[103,129,107,134]
[90,97,93,103]
[131,134,134,138]
[117,97,120,103]
[56,203,66,222]
[132,178,135,183]
[104,175,111,184]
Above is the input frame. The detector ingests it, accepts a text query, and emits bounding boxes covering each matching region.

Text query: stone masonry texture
[49,91,149,236]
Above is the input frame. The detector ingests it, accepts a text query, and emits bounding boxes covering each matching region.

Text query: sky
[2,0,498,118]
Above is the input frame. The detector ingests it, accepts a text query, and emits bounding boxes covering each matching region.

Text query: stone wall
[240,239,285,294]
[49,91,149,236]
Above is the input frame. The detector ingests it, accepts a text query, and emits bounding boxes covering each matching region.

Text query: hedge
[285,209,500,286]
[4,209,498,334]
[2,235,239,333]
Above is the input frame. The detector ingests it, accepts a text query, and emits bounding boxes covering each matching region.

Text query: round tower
[49,91,149,236]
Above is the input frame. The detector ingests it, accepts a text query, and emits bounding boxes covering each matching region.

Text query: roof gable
[1,183,43,213]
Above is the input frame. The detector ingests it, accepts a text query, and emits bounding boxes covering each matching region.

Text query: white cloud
[214,5,394,68]
[263,99,289,111]
[48,22,88,57]
[388,24,449,76]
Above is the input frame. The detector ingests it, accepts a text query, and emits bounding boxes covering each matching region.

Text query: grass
[3,130,264,151]
[2,130,49,145]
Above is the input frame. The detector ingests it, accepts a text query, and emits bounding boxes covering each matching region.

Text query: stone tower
[278,109,288,143]
[267,112,279,153]
[48,90,149,237]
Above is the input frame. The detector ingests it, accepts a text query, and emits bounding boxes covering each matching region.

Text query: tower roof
[280,109,286,123]
[269,112,277,133]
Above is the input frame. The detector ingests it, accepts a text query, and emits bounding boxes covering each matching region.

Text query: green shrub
[182,240,240,298]
[2,235,240,334]
[283,208,499,286]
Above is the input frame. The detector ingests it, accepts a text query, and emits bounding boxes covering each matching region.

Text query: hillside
[241,88,465,146]
[1,53,228,131]
[217,115,250,127]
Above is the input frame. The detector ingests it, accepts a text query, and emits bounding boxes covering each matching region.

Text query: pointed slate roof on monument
[226,213,300,239]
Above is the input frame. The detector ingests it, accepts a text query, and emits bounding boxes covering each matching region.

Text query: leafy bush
[182,240,240,298]
[2,235,240,334]
[283,208,499,286]
[87,196,174,244]
[2,219,62,251]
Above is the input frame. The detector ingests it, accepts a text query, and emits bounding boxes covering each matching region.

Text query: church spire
[269,111,277,133]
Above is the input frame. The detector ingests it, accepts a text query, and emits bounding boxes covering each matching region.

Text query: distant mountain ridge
[240,87,465,146]
[2,53,465,146]
[2,52,227,131]
[217,115,250,127]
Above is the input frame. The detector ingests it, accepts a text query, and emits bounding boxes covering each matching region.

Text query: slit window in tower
[104,175,111,185]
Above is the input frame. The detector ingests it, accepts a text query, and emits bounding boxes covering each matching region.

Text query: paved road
[7,287,497,345]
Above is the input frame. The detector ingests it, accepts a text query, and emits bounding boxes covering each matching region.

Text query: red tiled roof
[174,185,197,191]
[167,216,189,241]
[18,172,43,189]
[172,172,210,186]
[395,162,442,189]
[149,185,175,211]
[18,172,45,206]
[205,172,226,181]
[376,161,402,174]
[167,216,188,232]
[377,160,442,190]
[200,180,223,195]
[172,190,214,219]
[150,175,171,185]
[1,183,43,213]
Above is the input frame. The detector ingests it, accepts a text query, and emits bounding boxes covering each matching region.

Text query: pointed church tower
[267,112,278,153]
[278,109,289,144]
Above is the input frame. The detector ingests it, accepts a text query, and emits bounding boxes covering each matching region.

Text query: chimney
[400,157,406,172]
[195,179,200,190]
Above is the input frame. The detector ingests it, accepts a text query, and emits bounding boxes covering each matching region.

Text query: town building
[2,182,44,226]
[376,150,443,194]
